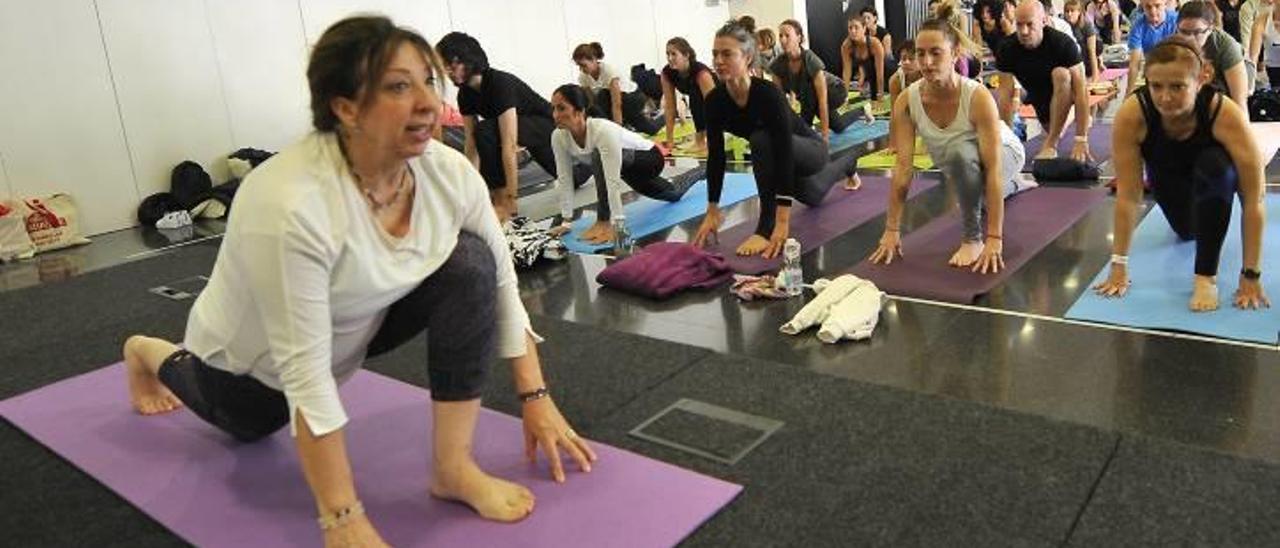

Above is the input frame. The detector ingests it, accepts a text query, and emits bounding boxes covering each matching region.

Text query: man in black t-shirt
[996,0,1093,162]
[438,32,558,219]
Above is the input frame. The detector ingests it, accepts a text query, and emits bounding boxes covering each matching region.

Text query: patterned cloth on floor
[505,216,566,269]
[730,274,788,301]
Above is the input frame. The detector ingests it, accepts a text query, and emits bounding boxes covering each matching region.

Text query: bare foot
[948,240,985,268]
[1035,147,1058,160]
[735,234,770,256]
[1189,275,1220,312]
[430,460,535,522]
[124,337,183,415]
[844,173,863,191]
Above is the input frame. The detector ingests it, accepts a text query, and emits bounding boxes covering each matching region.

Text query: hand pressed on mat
[868,229,903,265]
[692,205,724,247]
[522,397,597,484]
[1234,278,1272,310]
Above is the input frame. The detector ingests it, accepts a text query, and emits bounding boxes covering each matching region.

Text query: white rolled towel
[816,282,886,343]
[779,275,862,335]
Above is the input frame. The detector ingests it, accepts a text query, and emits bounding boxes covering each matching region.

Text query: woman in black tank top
[1098,37,1269,311]
[660,37,718,154]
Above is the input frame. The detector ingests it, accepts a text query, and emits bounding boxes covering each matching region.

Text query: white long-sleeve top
[551,117,657,220]
[183,132,535,437]
[578,62,637,93]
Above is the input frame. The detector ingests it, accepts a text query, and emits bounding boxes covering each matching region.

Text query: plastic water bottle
[782,238,803,297]
[612,215,634,257]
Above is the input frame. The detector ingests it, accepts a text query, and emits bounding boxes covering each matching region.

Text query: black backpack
[1249,89,1280,121]
[170,161,213,210]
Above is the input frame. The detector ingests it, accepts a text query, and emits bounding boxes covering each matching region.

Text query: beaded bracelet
[1110,254,1129,265]
[518,386,550,403]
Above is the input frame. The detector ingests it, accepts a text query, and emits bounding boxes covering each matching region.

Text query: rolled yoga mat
[0,365,742,548]
[848,186,1108,303]
[1021,122,1113,171]
[1065,194,1280,345]
[857,137,935,170]
[563,172,757,253]
[704,175,939,275]
[830,119,890,154]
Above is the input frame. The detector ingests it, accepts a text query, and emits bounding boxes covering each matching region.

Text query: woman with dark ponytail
[548,85,698,244]
[573,42,661,134]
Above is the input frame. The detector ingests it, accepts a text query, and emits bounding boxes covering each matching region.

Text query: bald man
[1125,0,1179,95]
[996,0,1093,161]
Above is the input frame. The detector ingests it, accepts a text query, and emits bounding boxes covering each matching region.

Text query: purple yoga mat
[1022,123,1113,171]
[849,186,1107,303]
[0,365,741,547]
[704,176,939,274]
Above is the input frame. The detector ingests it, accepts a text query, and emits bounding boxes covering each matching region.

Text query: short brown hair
[307,15,439,132]
[572,42,605,62]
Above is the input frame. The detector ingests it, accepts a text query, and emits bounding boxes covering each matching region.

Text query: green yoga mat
[857,138,934,170]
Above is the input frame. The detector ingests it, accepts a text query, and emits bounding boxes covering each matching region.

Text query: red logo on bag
[24,198,67,232]
[0,203,10,216]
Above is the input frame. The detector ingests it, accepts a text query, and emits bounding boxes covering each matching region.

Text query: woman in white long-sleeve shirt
[549,84,698,244]
[120,16,595,546]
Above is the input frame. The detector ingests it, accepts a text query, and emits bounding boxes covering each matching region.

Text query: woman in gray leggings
[869,16,1033,273]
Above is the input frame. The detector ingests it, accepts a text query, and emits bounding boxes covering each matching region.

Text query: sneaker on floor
[155,210,193,229]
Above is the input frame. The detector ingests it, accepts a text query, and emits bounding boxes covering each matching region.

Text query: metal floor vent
[629,399,784,465]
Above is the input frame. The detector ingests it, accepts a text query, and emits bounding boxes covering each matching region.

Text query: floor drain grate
[149,275,209,301]
[629,399,783,465]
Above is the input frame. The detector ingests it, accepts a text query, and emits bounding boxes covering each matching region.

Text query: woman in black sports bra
[1098,36,1269,312]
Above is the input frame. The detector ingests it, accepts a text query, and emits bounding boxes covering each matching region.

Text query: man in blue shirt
[1125,0,1179,94]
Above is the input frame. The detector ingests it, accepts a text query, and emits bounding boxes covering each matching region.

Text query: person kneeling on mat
[692,20,858,258]
[1095,35,1269,311]
[121,16,596,546]
[769,19,856,142]
[548,85,699,244]
[869,15,1036,274]
[572,42,661,135]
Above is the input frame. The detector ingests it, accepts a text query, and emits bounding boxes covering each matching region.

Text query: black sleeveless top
[662,61,714,96]
[1137,85,1224,179]
[1217,0,1243,43]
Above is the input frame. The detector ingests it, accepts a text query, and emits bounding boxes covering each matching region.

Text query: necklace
[337,135,411,213]
[357,167,410,212]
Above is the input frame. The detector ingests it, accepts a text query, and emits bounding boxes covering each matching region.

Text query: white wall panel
[0,151,11,199]
[729,0,798,29]
[448,0,573,98]
[206,0,311,153]
[0,0,138,235]
[563,0,661,76]
[652,0,731,71]
[98,0,235,198]
[299,0,453,46]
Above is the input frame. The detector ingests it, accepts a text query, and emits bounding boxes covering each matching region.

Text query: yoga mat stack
[0,366,742,547]
[562,172,758,253]
[705,175,939,275]
[1066,195,1280,345]
[849,186,1108,303]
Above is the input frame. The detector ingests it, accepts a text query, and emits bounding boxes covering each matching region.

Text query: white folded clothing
[779,275,862,335]
[816,282,886,343]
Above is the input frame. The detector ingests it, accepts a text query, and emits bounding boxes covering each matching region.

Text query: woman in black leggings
[692,20,857,259]
[573,42,661,135]
[769,19,858,141]
[1097,36,1269,311]
[660,37,718,153]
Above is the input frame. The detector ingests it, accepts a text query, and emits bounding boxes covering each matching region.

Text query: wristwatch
[1242,268,1262,281]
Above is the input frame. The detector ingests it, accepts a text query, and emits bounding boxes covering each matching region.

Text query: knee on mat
[940,146,980,172]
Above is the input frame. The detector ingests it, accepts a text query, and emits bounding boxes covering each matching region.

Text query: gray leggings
[936,138,1022,241]
[157,232,497,442]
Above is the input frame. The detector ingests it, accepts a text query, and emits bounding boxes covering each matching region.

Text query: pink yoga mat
[0,365,741,547]
[703,176,939,275]
[848,186,1107,303]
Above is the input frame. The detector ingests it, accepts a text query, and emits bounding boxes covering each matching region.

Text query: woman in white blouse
[120,16,594,546]
[572,42,662,134]
[549,84,698,245]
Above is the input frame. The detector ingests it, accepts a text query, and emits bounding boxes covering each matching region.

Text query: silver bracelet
[1110,254,1128,265]
[318,500,365,531]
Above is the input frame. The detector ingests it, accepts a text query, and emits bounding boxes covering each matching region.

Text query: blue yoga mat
[829,120,889,153]
[563,173,758,253]
[1065,195,1280,344]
